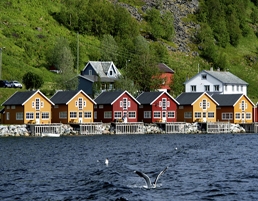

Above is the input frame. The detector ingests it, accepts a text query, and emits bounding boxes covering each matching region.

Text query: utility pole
[77,32,79,74]
[0,47,5,80]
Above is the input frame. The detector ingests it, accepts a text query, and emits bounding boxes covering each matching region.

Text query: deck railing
[32,124,62,136]
[206,122,231,133]
[114,122,144,134]
[80,123,102,135]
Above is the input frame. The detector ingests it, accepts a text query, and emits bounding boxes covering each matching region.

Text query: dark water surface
[1,134,258,201]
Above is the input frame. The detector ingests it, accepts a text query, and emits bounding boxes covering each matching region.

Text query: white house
[184,68,248,95]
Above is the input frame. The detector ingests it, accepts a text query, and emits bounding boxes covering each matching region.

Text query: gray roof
[203,70,248,85]
[158,63,174,73]
[176,92,204,105]
[50,90,80,104]
[2,91,37,106]
[211,94,243,106]
[79,75,118,83]
[94,91,125,104]
[137,91,163,104]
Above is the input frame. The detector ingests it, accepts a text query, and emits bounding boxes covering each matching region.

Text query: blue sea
[0,133,258,201]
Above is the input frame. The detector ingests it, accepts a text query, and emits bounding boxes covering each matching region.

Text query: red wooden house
[94,91,140,123]
[137,91,179,123]
[157,63,174,93]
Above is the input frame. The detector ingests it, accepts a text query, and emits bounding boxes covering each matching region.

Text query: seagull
[105,158,109,166]
[134,166,168,188]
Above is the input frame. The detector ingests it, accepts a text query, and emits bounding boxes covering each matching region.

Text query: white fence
[32,124,62,136]
[80,123,102,135]
[114,122,144,134]
[206,122,231,133]
[165,122,187,133]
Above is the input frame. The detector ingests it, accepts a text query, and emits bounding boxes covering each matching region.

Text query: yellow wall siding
[192,94,217,122]
[23,93,52,124]
[233,96,253,123]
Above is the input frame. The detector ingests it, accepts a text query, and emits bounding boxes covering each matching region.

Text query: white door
[162,111,166,122]
[36,112,40,124]
[202,112,206,122]
[79,112,83,123]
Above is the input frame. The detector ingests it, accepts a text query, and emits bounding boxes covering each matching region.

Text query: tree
[47,37,77,90]
[22,72,44,90]
[100,34,118,63]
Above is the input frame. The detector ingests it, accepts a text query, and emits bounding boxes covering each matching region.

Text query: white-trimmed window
[32,102,35,108]
[70,112,77,118]
[16,112,23,120]
[202,74,207,79]
[222,113,233,120]
[114,111,122,119]
[99,105,103,109]
[235,113,240,119]
[123,98,128,110]
[6,112,10,120]
[104,111,112,119]
[36,98,40,110]
[168,111,175,118]
[144,111,151,118]
[237,85,239,91]
[84,112,92,118]
[204,85,210,92]
[208,112,214,118]
[26,112,34,120]
[41,112,50,119]
[59,112,67,119]
[41,101,44,108]
[191,85,196,92]
[214,85,219,92]
[84,101,86,107]
[232,85,234,91]
[246,113,251,120]
[128,111,136,118]
[195,112,201,118]
[78,98,83,110]
[225,85,227,91]
[153,111,161,118]
[184,112,192,118]
[162,98,167,110]
[202,99,207,110]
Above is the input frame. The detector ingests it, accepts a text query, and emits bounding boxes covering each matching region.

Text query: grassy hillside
[0,0,258,107]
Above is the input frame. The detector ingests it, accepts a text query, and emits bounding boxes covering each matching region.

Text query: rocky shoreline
[0,123,247,137]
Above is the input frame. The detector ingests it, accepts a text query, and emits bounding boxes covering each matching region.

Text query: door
[79,112,83,123]
[36,112,40,124]
[162,111,166,122]
[203,112,206,122]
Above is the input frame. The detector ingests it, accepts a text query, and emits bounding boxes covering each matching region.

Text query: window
[54,105,59,108]
[162,98,167,110]
[203,112,206,118]
[114,111,122,119]
[11,106,16,109]
[99,105,103,109]
[235,113,240,119]
[208,112,214,118]
[168,111,175,118]
[144,111,151,118]
[70,112,77,118]
[202,99,207,110]
[184,112,192,118]
[42,112,49,119]
[41,101,44,108]
[104,111,112,119]
[109,84,113,90]
[128,112,136,118]
[153,111,161,118]
[110,71,113,76]
[204,85,210,92]
[214,85,219,92]
[89,70,92,75]
[84,112,92,118]
[191,85,196,92]
[241,100,245,111]
[59,112,67,119]
[195,112,201,118]
[246,113,251,119]
[16,112,23,120]
[201,74,207,79]
[225,85,227,91]
[84,101,86,107]
[26,112,34,120]
[222,113,233,120]
[237,85,239,91]
[123,98,128,110]
[78,98,83,110]
[6,112,10,120]
[36,98,40,110]
[32,102,35,108]
[232,85,234,91]
[241,85,243,91]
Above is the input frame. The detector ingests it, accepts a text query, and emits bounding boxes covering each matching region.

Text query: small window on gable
[110,71,113,76]
[75,101,78,107]
[84,101,86,107]
[202,74,207,79]
[89,70,92,75]
[41,101,44,108]
[128,101,131,107]
[32,101,35,108]
[120,101,123,107]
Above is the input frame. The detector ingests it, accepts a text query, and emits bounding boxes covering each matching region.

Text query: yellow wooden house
[50,90,96,124]
[1,90,54,124]
[211,94,254,123]
[176,92,218,123]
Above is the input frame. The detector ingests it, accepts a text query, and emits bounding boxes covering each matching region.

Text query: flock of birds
[104,158,168,189]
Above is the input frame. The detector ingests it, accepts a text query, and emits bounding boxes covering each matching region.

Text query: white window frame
[70,111,77,118]
[153,111,161,118]
[59,112,67,119]
[114,111,122,119]
[195,112,201,118]
[36,98,40,110]
[104,111,112,119]
[235,113,240,120]
[184,112,192,118]
[41,112,50,119]
[144,111,151,118]
[16,112,23,120]
[246,113,251,120]
[191,85,196,92]
[168,111,175,118]
[208,112,214,118]
[128,111,136,118]
[26,112,34,120]
[84,112,92,118]
[222,113,233,120]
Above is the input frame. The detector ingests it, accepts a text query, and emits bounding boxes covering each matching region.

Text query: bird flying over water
[134,166,168,188]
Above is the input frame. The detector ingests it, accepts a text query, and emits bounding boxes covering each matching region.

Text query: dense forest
[0,0,258,103]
